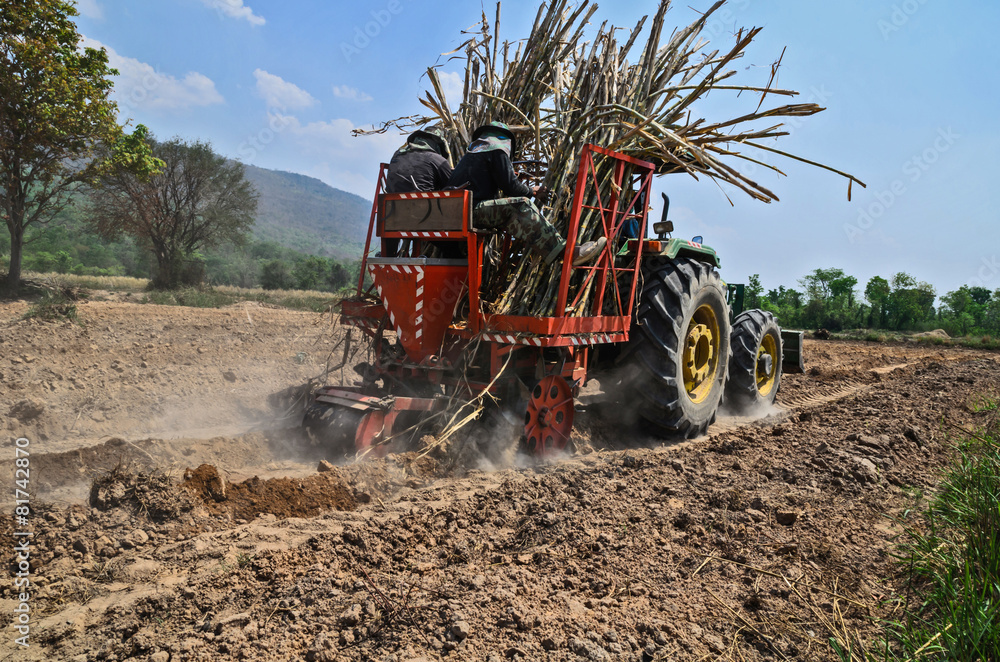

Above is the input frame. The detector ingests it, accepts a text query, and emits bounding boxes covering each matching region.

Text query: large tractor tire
[726,309,782,410]
[620,257,731,438]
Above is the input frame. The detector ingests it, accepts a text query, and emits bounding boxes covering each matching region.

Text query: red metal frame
[378,189,471,240]
[330,146,654,452]
[343,144,654,358]
[556,145,654,321]
[357,164,389,294]
[314,386,447,455]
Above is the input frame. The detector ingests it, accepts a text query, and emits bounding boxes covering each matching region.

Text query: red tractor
[306,145,801,458]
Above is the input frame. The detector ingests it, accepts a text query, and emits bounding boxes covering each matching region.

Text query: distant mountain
[243,165,369,259]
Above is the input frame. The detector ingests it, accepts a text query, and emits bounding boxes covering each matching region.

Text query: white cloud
[242,112,401,197]
[253,69,317,111]
[75,0,103,19]
[284,115,400,159]
[331,85,373,102]
[436,71,464,108]
[82,37,224,113]
[199,0,265,26]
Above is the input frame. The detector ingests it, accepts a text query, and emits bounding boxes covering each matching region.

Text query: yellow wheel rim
[756,333,778,397]
[683,304,721,404]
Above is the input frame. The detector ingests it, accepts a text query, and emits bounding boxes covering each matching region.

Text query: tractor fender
[640,238,721,270]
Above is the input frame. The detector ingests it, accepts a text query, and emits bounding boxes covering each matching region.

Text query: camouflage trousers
[473,197,566,265]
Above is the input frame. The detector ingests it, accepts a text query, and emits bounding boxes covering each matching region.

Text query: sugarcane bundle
[359,0,864,317]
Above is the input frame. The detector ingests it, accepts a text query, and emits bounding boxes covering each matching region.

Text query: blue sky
[72,0,1000,299]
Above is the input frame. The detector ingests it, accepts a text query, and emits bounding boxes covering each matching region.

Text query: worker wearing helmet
[383,125,453,256]
[448,121,605,266]
[386,124,453,194]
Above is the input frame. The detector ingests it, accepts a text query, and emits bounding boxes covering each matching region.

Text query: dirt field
[2,299,998,661]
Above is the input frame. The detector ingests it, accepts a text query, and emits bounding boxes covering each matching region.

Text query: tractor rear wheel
[621,257,730,438]
[726,309,782,410]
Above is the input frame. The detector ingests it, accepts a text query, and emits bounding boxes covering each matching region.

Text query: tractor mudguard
[639,237,721,268]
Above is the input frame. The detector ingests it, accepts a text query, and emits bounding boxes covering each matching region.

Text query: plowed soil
[2,299,998,661]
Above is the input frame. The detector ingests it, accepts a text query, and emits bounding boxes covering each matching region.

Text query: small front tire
[726,309,782,410]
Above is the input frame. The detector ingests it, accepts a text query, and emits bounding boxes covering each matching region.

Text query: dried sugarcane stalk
[355,0,865,317]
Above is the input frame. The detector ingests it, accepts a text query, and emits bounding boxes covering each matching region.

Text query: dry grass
[20,271,341,312]
[213,284,333,299]
[24,271,149,292]
[23,271,333,299]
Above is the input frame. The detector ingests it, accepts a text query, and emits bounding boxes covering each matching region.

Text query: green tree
[292,255,330,291]
[796,268,863,330]
[968,286,992,307]
[329,261,350,290]
[985,290,1000,334]
[799,268,846,302]
[941,287,972,318]
[955,312,975,336]
[0,0,122,295]
[864,276,891,328]
[91,136,258,289]
[745,274,763,309]
[762,285,803,327]
[830,275,858,308]
[941,285,992,335]
[887,272,936,330]
[203,243,260,288]
[767,286,802,309]
[251,241,287,261]
[260,259,295,290]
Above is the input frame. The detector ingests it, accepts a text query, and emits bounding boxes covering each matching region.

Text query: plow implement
[305,387,447,458]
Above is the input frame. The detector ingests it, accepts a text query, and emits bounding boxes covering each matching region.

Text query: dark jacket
[447,149,532,204]
[385,150,452,193]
